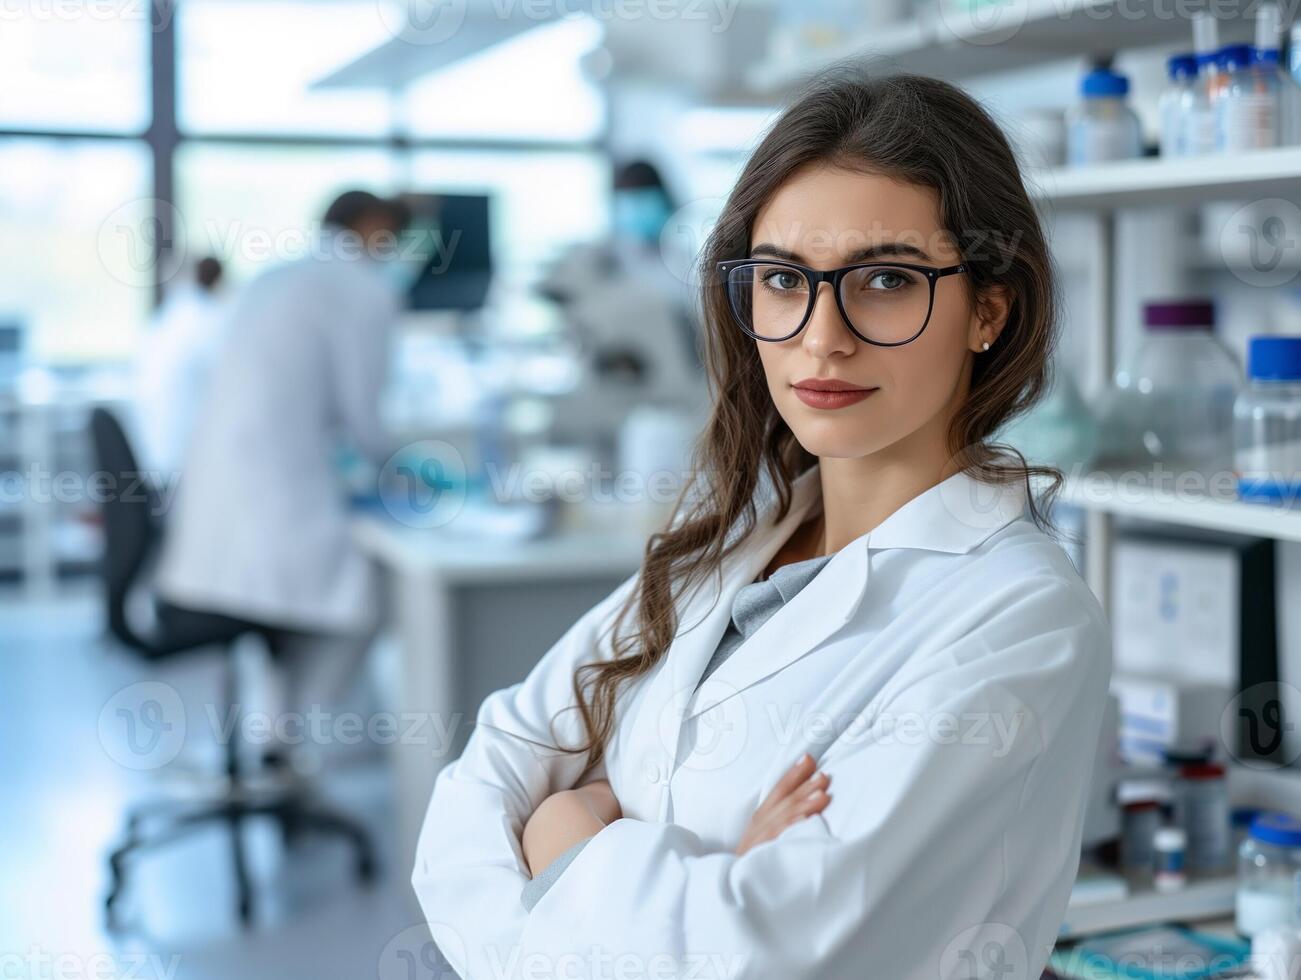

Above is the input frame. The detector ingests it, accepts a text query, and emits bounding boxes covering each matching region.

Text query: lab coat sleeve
[324,277,399,464]
[410,569,643,980]
[514,574,1112,980]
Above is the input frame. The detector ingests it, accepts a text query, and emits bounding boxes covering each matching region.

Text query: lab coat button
[645,759,662,783]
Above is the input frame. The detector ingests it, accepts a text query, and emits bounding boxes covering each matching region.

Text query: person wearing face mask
[154,189,411,760]
[538,159,707,445]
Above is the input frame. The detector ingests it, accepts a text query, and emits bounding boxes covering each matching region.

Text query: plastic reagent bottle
[1219,42,1279,151]
[1184,11,1223,154]
[1234,335,1301,506]
[1067,66,1143,166]
[1160,53,1199,157]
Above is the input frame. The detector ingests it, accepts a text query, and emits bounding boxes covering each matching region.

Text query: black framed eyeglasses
[717,258,968,347]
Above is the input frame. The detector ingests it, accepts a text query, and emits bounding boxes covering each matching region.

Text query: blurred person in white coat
[411,72,1113,980]
[156,190,411,751]
[131,256,227,477]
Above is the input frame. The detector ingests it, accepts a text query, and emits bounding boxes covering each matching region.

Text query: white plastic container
[1066,66,1143,166]
[1160,53,1199,157]
[1218,43,1279,151]
[1234,335,1301,506]
[1184,12,1224,155]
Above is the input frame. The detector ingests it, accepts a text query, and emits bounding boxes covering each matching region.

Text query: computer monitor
[404,193,493,312]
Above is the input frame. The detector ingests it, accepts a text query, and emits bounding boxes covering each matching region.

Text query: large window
[0,140,153,363]
[175,145,401,285]
[178,0,396,137]
[0,2,609,364]
[0,2,149,134]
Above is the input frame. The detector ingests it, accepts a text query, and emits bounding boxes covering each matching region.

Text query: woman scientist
[411,68,1112,980]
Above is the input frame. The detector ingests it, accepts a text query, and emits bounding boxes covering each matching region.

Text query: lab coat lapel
[681,466,1029,722]
[642,466,824,762]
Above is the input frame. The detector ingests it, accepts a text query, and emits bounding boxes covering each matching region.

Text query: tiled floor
[0,584,441,980]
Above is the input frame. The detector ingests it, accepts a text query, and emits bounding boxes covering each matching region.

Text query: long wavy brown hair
[559,66,1066,781]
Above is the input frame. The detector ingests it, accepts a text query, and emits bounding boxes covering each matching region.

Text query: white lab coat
[411,462,1113,980]
[131,283,227,476]
[155,241,400,633]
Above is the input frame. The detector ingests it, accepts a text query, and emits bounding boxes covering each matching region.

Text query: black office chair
[90,407,376,930]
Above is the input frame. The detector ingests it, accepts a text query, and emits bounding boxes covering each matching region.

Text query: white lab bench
[353,514,646,868]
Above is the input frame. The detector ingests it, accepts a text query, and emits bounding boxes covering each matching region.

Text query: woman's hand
[736,753,831,857]
[522,779,622,877]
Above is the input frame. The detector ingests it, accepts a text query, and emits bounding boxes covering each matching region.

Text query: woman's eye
[866,270,909,290]
[763,271,802,290]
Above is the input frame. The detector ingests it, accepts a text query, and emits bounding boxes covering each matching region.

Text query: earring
[981,341,991,351]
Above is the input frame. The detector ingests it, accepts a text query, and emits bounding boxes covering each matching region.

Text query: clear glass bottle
[1234,335,1301,505]
[1067,67,1143,167]
[1237,811,1301,938]
[1160,53,1199,157]
[1218,43,1279,151]
[1096,300,1242,478]
[1184,13,1224,155]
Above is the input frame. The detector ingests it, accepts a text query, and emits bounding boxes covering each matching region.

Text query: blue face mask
[613,188,671,244]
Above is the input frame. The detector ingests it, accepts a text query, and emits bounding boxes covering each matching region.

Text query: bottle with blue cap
[1236,811,1301,938]
[1184,10,1224,155]
[1218,39,1280,151]
[1066,61,1143,167]
[1160,52,1200,157]
[1233,336,1301,506]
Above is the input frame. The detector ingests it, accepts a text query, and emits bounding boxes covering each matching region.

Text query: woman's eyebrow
[748,241,934,262]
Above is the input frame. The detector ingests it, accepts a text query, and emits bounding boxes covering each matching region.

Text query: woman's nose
[801,281,858,357]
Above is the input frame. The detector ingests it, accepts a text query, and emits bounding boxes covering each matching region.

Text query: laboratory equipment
[1217,43,1279,151]
[1121,798,1164,872]
[1096,300,1241,478]
[1237,812,1301,938]
[1172,762,1231,873]
[1155,827,1189,891]
[1067,64,1143,166]
[1160,53,1199,157]
[1234,335,1301,506]
[404,193,493,311]
[1109,673,1228,768]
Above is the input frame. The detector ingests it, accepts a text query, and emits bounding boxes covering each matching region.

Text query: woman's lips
[791,382,878,410]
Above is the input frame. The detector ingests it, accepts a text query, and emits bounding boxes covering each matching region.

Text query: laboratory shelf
[745,0,1253,94]
[1029,145,1301,211]
[1060,471,1301,543]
